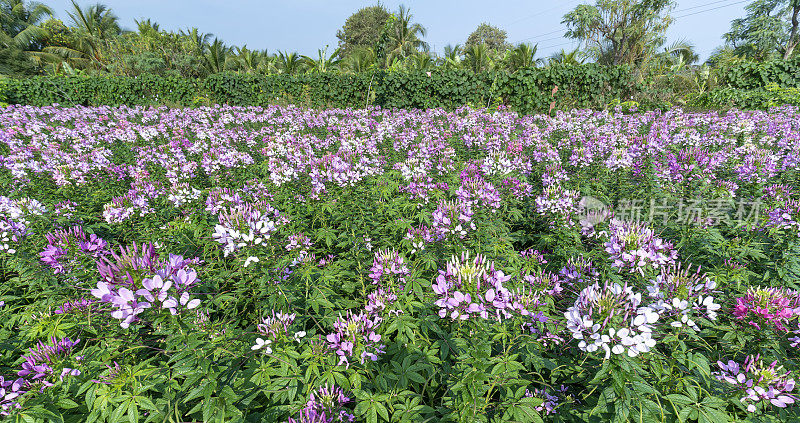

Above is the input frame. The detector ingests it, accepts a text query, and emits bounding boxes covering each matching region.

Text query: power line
[505,0,582,26]
[672,0,734,14]
[673,0,750,19]
[514,28,565,43]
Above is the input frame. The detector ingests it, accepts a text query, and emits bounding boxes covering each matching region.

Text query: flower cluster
[431,199,476,240]
[558,256,599,287]
[601,219,678,273]
[90,244,202,328]
[524,386,570,415]
[1,337,82,415]
[365,287,399,316]
[565,282,659,359]
[0,196,42,254]
[404,224,435,254]
[432,252,540,322]
[252,310,306,352]
[212,201,289,257]
[647,265,720,330]
[534,184,582,228]
[716,355,796,412]
[286,384,355,423]
[325,311,384,368]
[286,233,313,251]
[166,183,203,207]
[368,248,410,288]
[40,226,109,274]
[102,188,158,223]
[733,286,800,332]
[456,176,501,210]
[53,298,96,315]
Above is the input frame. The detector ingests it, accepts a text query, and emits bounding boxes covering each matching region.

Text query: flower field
[1,103,799,422]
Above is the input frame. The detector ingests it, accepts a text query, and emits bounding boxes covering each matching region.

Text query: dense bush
[687,83,800,110]
[717,56,800,89]
[4,65,637,114]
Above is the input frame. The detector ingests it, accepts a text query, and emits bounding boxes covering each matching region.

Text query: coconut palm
[463,43,490,73]
[229,45,266,73]
[135,18,159,37]
[301,45,341,73]
[341,46,376,73]
[0,0,53,49]
[548,48,586,66]
[66,0,121,40]
[386,5,428,62]
[440,43,462,69]
[180,27,213,55]
[201,38,228,74]
[407,52,433,71]
[504,43,543,72]
[276,50,303,75]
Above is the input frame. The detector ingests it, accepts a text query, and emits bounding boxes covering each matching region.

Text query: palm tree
[180,27,213,55]
[301,45,341,73]
[135,18,159,36]
[463,43,490,73]
[386,5,428,63]
[440,43,462,69]
[505,43,543,72]
[0,0,53,49]
[201,38,228,74]
[66,0,121,40]
[407,52,433,71]
[276,50,302,75]
[341,46,376,73]
[548,48,585,66]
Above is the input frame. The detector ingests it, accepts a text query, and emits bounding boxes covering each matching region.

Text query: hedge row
[718,55,800,89]
[2,65,637,113]
[686,83,800,110]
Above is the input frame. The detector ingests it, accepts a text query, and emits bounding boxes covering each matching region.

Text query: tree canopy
[335,4,391,59]
[562,0,675,66]
[724,0,800,60]
[464,23,511,56]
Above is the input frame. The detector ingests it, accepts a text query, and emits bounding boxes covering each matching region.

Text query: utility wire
[673,0,750,19]
[505,0,582,26]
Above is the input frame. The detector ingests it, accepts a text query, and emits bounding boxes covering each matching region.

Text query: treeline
[1,66,638,114]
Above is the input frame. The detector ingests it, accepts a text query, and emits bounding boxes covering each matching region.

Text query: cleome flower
[647,265,720,330]
[716,355,797,413]
[90,243,202,328]
[733,286,800,332]
[325,311,384,369]
[286,384,355,423]
[564,281,659,359]
[601,219,678,274]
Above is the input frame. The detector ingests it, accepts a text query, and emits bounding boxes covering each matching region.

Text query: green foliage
[723,0,800,60]
[336,4,392,59]
[4,66,637,113]
[686,83,800,110]
[0,75,8,106]
[464,23,511,57]
[562,0,675,66]
[718,54,800,88]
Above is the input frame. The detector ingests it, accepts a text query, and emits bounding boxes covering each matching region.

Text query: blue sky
[44,0,750,61]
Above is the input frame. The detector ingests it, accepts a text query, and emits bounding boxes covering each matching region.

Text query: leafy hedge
[718,56,800,89]
[4,65,637,113]
[686,83,800,110]
[0,76,8,107]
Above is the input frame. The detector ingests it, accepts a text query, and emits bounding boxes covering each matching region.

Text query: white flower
[294,331,306,342]
[244,256,260,268]
[251,338,272,353]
